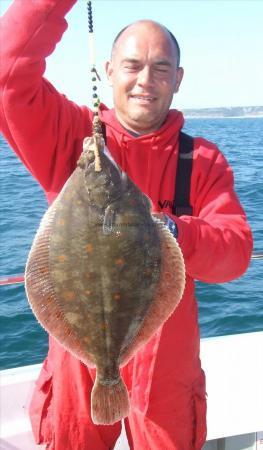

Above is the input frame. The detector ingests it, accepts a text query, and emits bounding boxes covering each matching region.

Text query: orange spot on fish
[86,244,93,253]
[164,272,172,280]
[113,293,121,301]
[144,268,152,276]
[58,254,67,262]
[58,218,65,226]
[100,322,108,330]
[45,296,53,305]
[85,289,92,296]
[63,291,76,301]
[115,258,125,267]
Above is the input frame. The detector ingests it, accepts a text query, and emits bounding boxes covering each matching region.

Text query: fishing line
[87,0,100,116]
[87,0,102,171]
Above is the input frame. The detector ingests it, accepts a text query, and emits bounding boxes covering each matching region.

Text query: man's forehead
[124,20,168,34]
[113,22,177,59]
[116,21,171,46]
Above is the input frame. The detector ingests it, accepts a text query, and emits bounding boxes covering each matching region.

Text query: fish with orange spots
[25,121,185,426]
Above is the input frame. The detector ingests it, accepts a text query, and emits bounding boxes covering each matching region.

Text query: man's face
[105,22,184,135]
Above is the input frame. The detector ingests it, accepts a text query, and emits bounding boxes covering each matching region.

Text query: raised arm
[0,0,93,198]
[173,138,253,283]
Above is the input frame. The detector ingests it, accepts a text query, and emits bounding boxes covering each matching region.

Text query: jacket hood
[99,105,184,211]
[99,104,184,139]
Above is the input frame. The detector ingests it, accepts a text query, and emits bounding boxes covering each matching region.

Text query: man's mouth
[130,95,156,102]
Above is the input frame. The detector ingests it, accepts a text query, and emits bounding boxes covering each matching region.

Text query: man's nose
[137,66,154,87]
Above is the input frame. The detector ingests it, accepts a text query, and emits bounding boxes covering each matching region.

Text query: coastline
[184,115,263,119]
[181,106,263,120]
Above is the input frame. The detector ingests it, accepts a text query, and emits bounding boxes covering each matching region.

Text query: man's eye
[155,66,169,73]
[124,65,139,71]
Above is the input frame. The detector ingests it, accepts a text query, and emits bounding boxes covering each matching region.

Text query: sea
[0,117,262,370]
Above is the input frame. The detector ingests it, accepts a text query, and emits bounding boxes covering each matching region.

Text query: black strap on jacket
[101,123,194,217]
[102,122,107,144]
[172,131,194,217]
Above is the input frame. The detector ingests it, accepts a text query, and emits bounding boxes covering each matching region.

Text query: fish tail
[91,375,130,425]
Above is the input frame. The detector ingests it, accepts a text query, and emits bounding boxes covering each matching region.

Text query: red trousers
[30,311,207,450]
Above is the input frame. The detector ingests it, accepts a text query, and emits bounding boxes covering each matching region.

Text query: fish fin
[121,221,185,365]
[103,205,116,234]
[91,376,130,425]
[103,145,122,175]
[25,203,96,367]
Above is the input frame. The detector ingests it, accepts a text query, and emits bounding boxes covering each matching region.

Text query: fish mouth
[103,146,122,176]
[120,172,129,190]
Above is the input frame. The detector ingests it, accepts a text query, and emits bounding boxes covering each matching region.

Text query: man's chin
[116,109,161,134]
[128,112,158,130]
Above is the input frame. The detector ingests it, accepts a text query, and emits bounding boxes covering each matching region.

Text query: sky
[1,0,263,110]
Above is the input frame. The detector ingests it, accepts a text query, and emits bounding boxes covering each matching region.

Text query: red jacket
[0,2,253,449]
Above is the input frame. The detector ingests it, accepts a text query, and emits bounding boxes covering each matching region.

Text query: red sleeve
[173,138,253,283]
[0,0,93,198]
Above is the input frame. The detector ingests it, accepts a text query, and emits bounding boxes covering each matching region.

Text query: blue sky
[1,0,263,109]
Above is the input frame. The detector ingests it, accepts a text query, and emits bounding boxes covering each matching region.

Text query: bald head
[105,19,184,135]
[112,20,181,67]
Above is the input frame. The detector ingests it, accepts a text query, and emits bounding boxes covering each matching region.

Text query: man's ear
[174,67,184,93]
[105,60,113,86]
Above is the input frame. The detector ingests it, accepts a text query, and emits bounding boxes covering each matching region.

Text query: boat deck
[1,332,263,449]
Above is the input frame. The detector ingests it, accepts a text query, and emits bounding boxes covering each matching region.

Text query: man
[0,1,253,449]
[105,21,183,135]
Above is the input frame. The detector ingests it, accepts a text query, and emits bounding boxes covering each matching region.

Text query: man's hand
[153,213,178,238]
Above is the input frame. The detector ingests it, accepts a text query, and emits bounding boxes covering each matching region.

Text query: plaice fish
[25,128,185,425]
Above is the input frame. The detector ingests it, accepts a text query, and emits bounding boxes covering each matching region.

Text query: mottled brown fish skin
[47,139,161,383]
[25,136,185,424]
